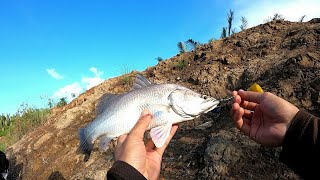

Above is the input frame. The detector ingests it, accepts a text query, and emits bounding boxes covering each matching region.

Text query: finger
[243,109,253,120]
[155,124,178,156]
[231,101,241,111]
[238,90,263,104]
[230,101,240,117]
[232,104,243,129]
[234,95,242,104]
[233,107,250,136]
[129,110,153,139]
[115,134,128,160]
[145,139,156,151]
[232,91,238,97]
[240,100,257,111]
[117,134,128,149]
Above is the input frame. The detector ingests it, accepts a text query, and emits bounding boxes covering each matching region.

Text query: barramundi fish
[79,74,220,159]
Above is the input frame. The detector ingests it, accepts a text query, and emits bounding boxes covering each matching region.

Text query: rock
[201,129,300,179]
[202,129,242,178]
[308,18,320,23]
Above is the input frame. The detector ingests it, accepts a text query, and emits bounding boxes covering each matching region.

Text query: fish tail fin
[79,127,93,161]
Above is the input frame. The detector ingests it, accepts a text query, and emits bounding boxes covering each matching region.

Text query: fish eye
[202,95,207,100]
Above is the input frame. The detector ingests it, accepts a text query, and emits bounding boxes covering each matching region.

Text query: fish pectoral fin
[150,123,172,148]
[98,135,114,152]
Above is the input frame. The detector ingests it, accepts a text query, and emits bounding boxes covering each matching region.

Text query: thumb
[129,110,153,139]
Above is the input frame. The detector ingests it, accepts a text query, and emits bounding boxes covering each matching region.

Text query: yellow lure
[247,83,264,93]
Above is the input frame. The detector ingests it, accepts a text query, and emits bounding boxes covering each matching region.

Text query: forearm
[107,161,146,180]
[280,110,320,179]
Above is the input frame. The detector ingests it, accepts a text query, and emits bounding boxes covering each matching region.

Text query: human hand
[230,90,299,147]
[115,110,178,180]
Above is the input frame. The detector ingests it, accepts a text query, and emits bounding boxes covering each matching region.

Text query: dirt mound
[6,19,320,179]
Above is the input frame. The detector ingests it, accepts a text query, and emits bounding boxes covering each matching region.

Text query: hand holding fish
[79,74,219,160]
[113,110,178,180]
[231,90,299,147]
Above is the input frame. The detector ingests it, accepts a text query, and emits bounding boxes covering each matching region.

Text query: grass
[0,142,5,151]
[0,104,51,150]
[176,59,187,70]
[122,75,133,87]
[120,65,135,87]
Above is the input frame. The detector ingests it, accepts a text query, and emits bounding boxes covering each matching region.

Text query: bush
[122,75,133,87]
[56,97,68,108]
[176,59,187,70]
[0,104,50,149]
[156,57,163,62]
[0,142,5,151]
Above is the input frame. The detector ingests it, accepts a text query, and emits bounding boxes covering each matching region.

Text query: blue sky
[0,0,319,115]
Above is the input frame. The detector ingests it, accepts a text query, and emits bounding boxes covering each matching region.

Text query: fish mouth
[200,98,220,113]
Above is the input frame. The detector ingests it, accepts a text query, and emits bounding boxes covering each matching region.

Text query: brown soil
[5,19,320,179]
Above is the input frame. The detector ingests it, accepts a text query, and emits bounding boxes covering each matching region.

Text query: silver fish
[79,74,220,159]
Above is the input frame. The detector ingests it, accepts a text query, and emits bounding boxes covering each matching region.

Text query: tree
[177,42,187,53]
[272,13,284,21]
[264,13,285,23]
[208,38,215,43]
[56,97,68,108]
[240,16,248,30]
[221,27,227,38]
[185,39,201,51]
[231,28,237,35]
[227,9,234,37]
[47,98,54,108]
[299,15,306,22]
[155,57,163,62]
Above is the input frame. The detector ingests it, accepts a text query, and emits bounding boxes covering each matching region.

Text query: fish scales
[79,74,220,160]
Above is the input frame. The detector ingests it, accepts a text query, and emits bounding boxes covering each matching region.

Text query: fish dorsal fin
[131,74,153,90]
[96,94,119,115]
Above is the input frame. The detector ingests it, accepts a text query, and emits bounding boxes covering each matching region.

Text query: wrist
[108,161,147,180]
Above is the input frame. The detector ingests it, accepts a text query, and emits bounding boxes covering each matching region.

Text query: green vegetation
[56,97,68,108]
[122,75,133,87]
[220,9,235,38]
[264,13,285,23]
[185,39,201,51]
[175,59,187,70]
[227,9,234,37]
[240,16,248,30]
[299,15,306,22]
[120,65,134,87]
[156,57,163,62]
[0,142,5,151]
[221,27,227,38]
[177,42,187,53]
[0,103,51,150]
[208,38,215,43]
[272,13,285,21]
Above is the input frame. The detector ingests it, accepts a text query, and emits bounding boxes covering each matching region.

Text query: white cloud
[82,77,104,90]
[52,67,105,102]
[89,67,103,77]
[47,68,63,80]
[234,0,320,28]
[53,82,82,101]
[82,67,104,90]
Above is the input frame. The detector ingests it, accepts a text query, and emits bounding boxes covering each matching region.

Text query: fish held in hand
[78,74,220,160]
